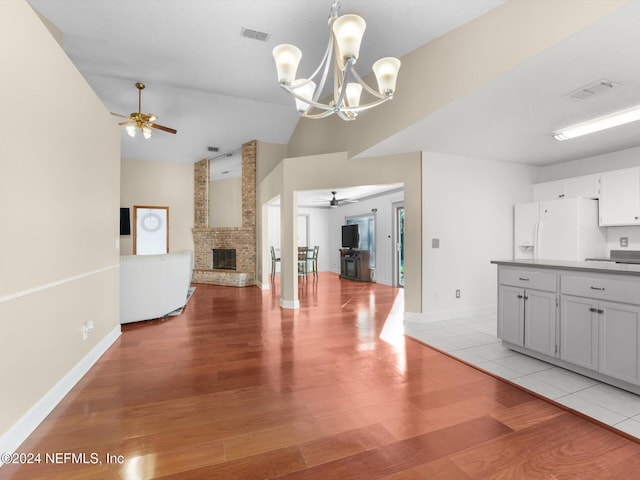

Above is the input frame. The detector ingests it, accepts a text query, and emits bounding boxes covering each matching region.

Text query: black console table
[339,249,371,282]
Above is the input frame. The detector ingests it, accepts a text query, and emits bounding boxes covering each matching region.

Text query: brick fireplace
[192,140,256,287]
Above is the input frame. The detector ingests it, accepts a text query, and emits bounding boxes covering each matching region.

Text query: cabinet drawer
[499,268,557,292]
[561,275,640,305]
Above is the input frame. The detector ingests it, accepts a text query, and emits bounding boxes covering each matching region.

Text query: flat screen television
[341,224,359,248]
[120,208,131,236]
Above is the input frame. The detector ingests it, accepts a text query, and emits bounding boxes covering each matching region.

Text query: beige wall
[287,0,629,159]
[256,142,288,185]
[0,0,120,441]
[120,159,194,255]
[209,177,242,227]
[255,142,287,287]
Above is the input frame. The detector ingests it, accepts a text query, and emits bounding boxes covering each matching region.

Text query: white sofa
[120,250,193,324]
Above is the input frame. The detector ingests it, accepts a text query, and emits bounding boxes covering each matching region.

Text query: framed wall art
[133,205,169,255]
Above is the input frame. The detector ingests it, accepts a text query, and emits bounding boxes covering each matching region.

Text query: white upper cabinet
[533,181,563,201]
[599,167,640,226]
[563,175,601,199]
[533,174,600,202]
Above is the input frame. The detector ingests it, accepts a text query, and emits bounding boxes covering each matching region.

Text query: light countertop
[491,258,640,276]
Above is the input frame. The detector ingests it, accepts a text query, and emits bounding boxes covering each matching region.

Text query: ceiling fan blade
[149,123,177,134]
[118,121,134,126]
[111,112,131,120]
[341,199,359,203]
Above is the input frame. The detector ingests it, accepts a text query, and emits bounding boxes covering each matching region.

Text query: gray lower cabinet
[498,278,556,357]
[599,301,640,384]
[559,295,599,370]
[496,264,640,394]
[497,285,524,346]
[561,295,640,383]
[524,289,557,357]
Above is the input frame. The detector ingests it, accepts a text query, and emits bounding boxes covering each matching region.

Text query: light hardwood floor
[4,272,640,479]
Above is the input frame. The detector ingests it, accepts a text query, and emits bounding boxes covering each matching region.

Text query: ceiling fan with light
[111,82,177,139]
[314,191,359,208]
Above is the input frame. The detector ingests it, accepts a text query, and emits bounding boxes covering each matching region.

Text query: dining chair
[270,247,280,279]
[308,246,319,276]
[297,247,308,276]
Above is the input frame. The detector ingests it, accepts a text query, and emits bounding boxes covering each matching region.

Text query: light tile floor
[404,314,640,439]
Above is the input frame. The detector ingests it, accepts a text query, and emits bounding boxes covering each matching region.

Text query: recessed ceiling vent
[565,79,619,100]
[241,28,271,42]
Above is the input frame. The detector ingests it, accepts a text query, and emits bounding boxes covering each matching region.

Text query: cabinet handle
[517,295,523,299]
[597,309,604,314]
[524,296,529,300]
[590,286,605,291]
[518,277,530,281]
[559,194,565,198]
[589,307,597,313]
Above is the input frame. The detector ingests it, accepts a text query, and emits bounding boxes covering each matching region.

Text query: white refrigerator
[514,198,606,261]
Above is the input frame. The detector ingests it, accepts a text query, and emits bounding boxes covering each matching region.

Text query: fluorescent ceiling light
[553,104,640,141]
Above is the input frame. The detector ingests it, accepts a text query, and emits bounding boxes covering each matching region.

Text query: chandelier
[272,1,401,121]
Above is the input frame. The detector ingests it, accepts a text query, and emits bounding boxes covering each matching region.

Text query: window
[346,214,375,268]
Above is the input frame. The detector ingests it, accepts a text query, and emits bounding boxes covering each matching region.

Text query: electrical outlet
[456,289,460,298]
[621,237,629,247]
[83,321,94,341]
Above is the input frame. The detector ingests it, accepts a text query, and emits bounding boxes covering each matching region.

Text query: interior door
[393,203,404,287]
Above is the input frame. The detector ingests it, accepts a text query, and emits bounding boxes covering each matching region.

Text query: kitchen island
[492,259,640,395]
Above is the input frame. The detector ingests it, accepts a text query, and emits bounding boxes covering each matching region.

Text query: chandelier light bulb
[345,83,363,107]
[293,80,316,113]
[332,14,366,68]
[373,57,401,95]
[126,125,136,137]
[272,44,302,85]
[142,126,153,139]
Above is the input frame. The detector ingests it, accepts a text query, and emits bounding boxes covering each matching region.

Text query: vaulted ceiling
[28,0,640,168]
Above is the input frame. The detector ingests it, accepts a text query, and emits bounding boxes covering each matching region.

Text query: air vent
[241,28,271,42]
[566,79,618,100]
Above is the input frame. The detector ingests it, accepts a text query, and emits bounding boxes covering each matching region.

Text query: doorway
[393,203,404,287]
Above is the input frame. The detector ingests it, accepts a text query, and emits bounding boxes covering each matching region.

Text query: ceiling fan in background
[111,82,177,139]
[315,191,359,208]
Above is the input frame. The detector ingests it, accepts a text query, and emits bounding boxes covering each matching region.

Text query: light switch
[432,238,440,248]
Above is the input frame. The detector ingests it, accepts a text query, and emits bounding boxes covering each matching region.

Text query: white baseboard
[280,298,300,309]
[0,326,121,459]
[405,304,496,323]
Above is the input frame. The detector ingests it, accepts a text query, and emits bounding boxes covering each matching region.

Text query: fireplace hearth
[212,249,236,270]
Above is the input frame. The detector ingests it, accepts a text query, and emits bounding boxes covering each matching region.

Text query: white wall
[538,145,640,182]
[328,189,404,286]
[421,152,539,320]
[538,146,640,254]
[267,205,330,273]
